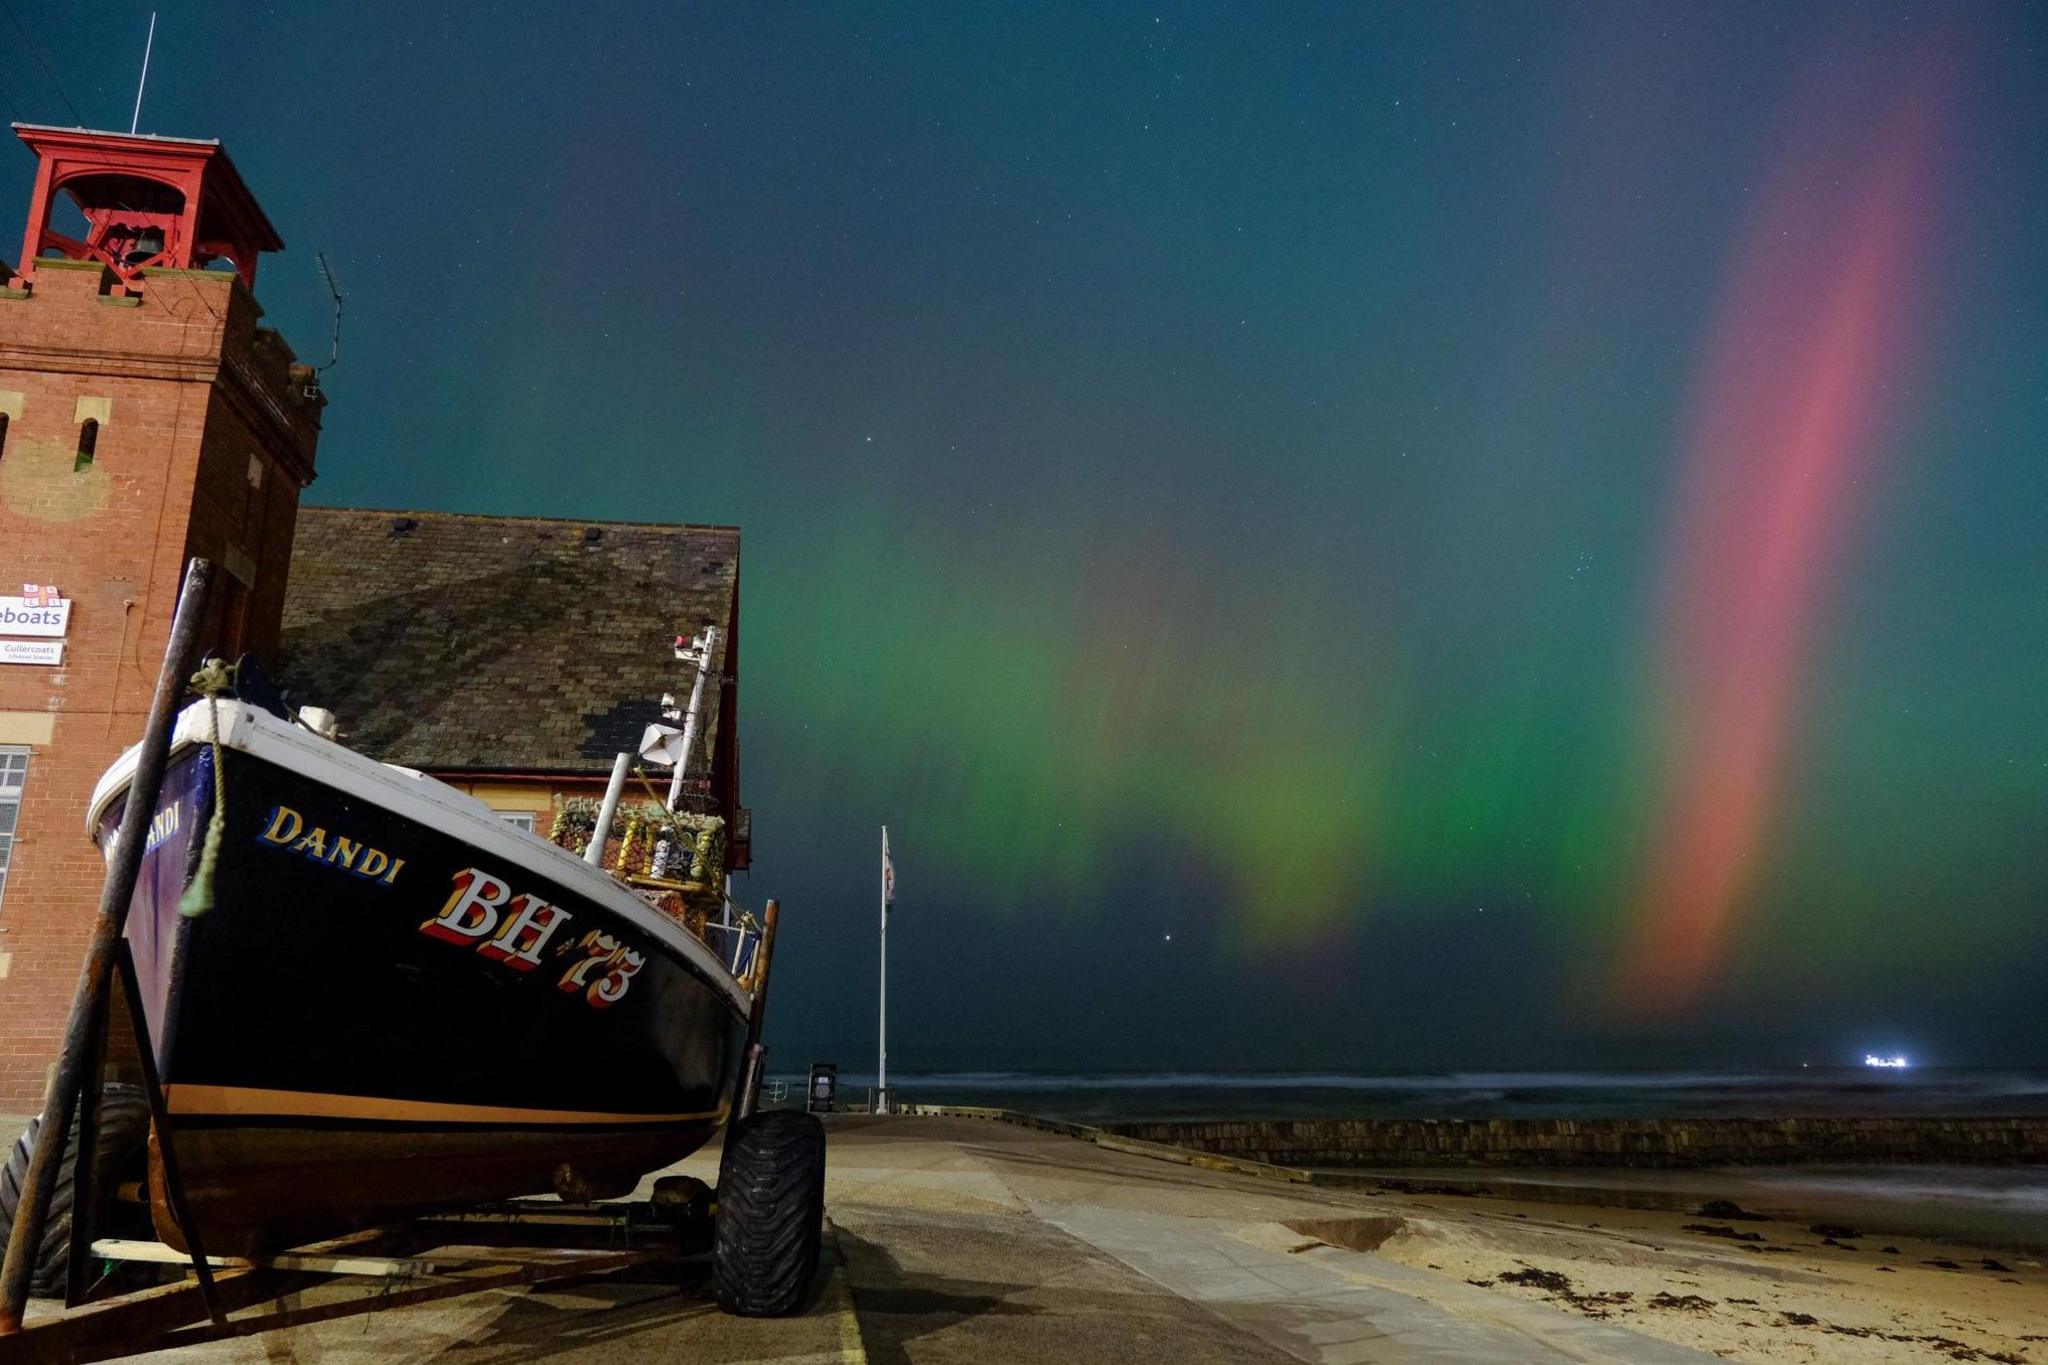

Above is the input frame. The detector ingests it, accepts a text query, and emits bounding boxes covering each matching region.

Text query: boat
[84,689,762,1255]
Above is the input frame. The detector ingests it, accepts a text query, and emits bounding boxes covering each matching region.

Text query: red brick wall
[0,258,322,1110]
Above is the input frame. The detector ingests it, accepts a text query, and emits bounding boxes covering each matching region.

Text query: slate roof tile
[278,507,738,775]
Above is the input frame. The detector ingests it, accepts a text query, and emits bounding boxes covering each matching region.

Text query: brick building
[0,125,324,1109]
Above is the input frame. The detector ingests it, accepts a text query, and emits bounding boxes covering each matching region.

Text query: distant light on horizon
[1863,1054,1910,1069]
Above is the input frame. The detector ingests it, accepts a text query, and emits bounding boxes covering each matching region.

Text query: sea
[776,1068,2048,1249]
[790,1067,2048,1125]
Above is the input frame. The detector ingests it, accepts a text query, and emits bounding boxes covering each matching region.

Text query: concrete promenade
[7,1111,1715,1362]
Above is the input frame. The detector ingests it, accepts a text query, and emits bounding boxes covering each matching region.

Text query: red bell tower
[0,125,323,1109]
[9,124,282,294]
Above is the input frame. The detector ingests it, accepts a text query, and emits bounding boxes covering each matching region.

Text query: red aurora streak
[1618,78,1945,1013]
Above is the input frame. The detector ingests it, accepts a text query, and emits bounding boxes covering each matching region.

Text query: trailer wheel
[712,1110,825,1316]
[0,1084,152,1296]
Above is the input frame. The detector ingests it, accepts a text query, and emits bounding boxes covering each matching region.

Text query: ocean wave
[786,1068,2048,1122]
[842,1069,1959,1091]
[1763,1167,2048,1213]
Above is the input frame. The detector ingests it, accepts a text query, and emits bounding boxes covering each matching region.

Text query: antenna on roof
[315,252,345,373]
[129,12,157,135]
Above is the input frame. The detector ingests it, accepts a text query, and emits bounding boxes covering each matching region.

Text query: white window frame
[495,810,536,833]
[0,746,27,912]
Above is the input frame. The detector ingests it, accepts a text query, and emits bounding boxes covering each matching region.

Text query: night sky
[6,3,2045,1070]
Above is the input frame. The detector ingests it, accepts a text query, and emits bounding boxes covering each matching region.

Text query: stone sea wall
[1099,1117,2048,1168]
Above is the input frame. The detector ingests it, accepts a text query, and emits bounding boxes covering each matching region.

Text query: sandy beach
[1352,1180,2045,1362]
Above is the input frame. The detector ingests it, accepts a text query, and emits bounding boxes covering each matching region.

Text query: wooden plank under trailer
[0,1197,714,1364]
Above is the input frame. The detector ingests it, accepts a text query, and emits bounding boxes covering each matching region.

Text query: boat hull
[104,722,748,1250]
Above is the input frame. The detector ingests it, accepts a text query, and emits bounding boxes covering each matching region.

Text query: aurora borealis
[1620,54,1950,1013]
[6,2,2044,1067]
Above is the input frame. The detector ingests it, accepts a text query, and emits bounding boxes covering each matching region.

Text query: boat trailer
[0,1191,725,1363]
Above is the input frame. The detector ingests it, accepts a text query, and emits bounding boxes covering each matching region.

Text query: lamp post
[877,825,892,1115]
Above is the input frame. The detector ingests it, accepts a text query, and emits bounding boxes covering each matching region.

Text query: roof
[277,507,738,776]
[12,123,224,148]
[13,123,283,252]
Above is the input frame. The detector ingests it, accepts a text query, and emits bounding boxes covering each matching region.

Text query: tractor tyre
[0,1084,151,1296]
[711,1109,826,1316]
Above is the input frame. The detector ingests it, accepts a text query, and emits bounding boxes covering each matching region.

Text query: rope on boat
[177,658,235,918]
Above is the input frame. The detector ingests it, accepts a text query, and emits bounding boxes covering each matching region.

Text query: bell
[121,226,166,267]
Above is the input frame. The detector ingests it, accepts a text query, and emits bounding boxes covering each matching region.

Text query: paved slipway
[820,1115,1710,1364]
[5,1110,1714,1363]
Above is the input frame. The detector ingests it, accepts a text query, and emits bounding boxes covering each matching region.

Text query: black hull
[106,737,748,1248]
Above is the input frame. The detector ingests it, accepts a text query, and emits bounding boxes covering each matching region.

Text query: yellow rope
[618,815,640,874]
[177,660,235,918]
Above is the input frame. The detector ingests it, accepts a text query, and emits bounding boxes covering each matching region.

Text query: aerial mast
[129,12,157,135]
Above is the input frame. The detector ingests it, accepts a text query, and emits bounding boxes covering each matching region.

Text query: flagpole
[877,825,889,1115]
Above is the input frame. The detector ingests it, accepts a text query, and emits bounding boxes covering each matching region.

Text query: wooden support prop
[91,1240,452,1279]
[91,1237,664,1279]
[0,558,214,1335]
[62,939,224,1314]
[733,898,780,1121]
[59,958,113,1308]
[113,939,226,1320]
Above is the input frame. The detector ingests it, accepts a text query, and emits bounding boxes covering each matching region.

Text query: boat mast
[589,626,718,862]
[584,752,631,866]
[667,627,720,811]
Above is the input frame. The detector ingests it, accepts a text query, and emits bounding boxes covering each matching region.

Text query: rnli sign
[1,585,69,666]
[1,586,71,638]
[0,639,64,666]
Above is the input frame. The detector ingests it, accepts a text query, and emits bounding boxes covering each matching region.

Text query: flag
[882,826,895,908]
[20,584,58,607]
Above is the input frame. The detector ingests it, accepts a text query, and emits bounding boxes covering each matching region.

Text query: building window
[0,747,26,911]
[75,418,99,471]
[496,811,536,833]
[0,413,9,461]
